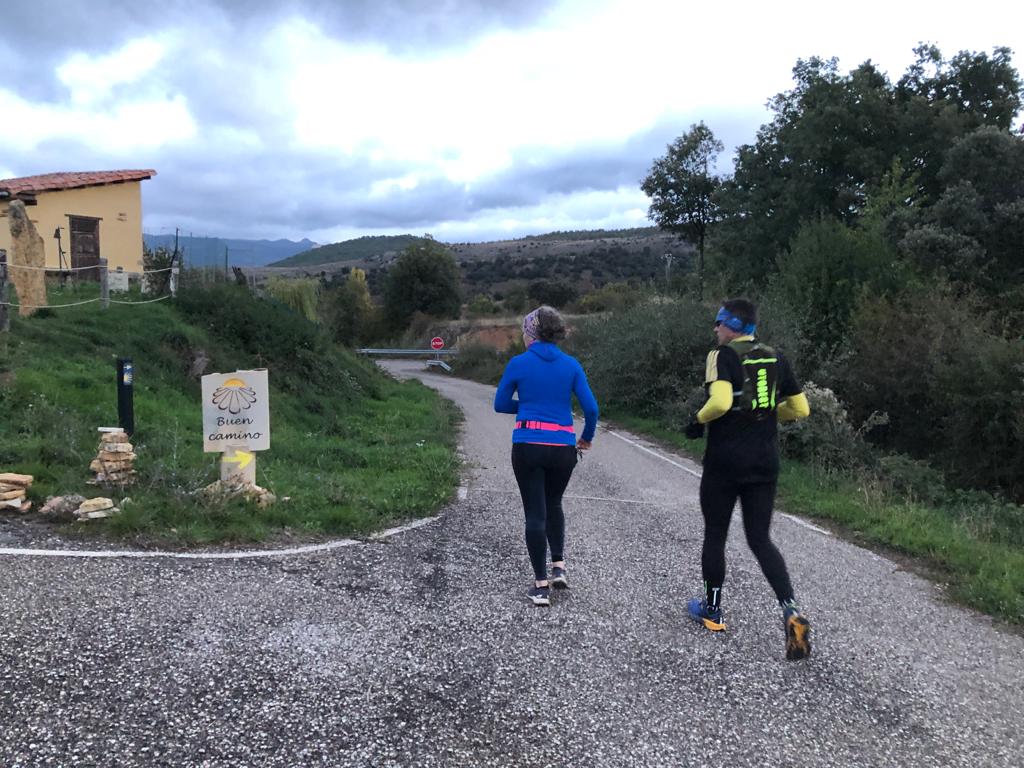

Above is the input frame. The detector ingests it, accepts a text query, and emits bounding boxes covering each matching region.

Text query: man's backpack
[727,340,779,421]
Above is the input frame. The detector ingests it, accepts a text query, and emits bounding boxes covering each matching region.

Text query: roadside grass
[0,281,460,545]
[593,407,1024,625]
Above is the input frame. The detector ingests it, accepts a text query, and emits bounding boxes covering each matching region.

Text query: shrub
[466,294,500,317]
[778,382,881,473]
[574,282,643,314]
[449,343,509,385]
[566,297,709,420]
[837,283,1024,500]
[176,283,380,400]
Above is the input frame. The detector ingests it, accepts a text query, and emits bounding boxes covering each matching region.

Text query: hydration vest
[726,339,779,421]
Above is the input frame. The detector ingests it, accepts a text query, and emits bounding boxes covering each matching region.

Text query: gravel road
[1,359,1021,767]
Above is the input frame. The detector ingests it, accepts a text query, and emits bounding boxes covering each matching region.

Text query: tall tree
[382,237,461,331]
[641,121,723,299]
[712,47,1022,289]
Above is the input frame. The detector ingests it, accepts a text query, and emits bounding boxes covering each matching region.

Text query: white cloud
[57,38,167,106]
[0,90,197,153]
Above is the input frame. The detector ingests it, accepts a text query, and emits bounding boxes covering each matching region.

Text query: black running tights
[511,443,578,581]
[699,470,794,607]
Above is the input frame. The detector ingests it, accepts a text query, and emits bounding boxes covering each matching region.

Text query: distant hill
[270,235,427,267]
[143,234,317,268]
[517,227,659,242]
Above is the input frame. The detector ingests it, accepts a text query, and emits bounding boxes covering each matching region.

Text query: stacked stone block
[0,472,33,512]
[89,428,137,486]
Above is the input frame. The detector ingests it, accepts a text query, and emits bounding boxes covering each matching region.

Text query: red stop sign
[430,337,445,350]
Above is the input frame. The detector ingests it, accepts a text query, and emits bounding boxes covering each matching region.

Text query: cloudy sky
[2,0,1021,245]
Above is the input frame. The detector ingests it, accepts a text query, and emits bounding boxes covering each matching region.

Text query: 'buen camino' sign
[201,369,271,452]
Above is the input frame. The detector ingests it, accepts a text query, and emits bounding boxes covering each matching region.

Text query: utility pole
[663,252,674,286]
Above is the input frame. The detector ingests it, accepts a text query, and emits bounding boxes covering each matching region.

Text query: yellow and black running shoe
[687,598,726,631]
[784,608,811,660]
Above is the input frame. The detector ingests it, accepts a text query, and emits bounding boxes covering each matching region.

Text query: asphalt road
[1,359,1022,767]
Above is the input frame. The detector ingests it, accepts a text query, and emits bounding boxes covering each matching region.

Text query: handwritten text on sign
[201,369,271,452]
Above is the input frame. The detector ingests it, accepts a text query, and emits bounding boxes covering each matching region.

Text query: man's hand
[684,419,705,440]
[576,438,592,451]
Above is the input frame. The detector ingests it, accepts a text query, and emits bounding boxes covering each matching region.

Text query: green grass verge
[596,408,1024,625]
[0,280,460,545]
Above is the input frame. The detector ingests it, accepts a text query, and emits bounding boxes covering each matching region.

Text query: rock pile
[90,428,137,486]
[0,472,33,512]
[39,494,87,523]
[198,479,277,508]
[75,497,120,520]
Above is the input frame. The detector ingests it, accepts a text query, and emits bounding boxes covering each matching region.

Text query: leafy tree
[324,267,375,346]
[527,279,577,309]
[768,217,900,372]
[641,121,723,298]
[711,47,1022,289]
[896,127,1024,292]
[264,277,320,323]
[502,284,529,314]
[382,238,461,330]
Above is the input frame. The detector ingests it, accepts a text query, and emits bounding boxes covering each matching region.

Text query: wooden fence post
[100,258,109,309]
[0,250,9,332]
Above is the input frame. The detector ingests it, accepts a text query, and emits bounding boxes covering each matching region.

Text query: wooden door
[69,216,100,280]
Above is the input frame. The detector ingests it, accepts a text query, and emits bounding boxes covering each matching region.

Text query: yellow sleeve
[704,350,719,384]
[777,392,810,422]
[697,380,733,424]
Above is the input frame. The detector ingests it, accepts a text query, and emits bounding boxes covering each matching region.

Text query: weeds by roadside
[0,282,461,545]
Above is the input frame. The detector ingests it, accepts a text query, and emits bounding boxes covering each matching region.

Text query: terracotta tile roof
[0,170,156,195]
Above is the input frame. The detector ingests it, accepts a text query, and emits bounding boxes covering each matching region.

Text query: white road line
[778,513,832,535]
[470,487,660,506]
[604,429,704,478]
[0,515,441,560]
[604,428,831,536]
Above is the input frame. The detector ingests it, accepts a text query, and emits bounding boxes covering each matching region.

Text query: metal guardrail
[356,348,459,356]
[357,348,458,372]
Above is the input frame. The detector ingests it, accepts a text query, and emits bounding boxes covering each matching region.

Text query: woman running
[494,306,599,606]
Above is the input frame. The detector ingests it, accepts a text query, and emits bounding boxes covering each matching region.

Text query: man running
[684,298,812,660]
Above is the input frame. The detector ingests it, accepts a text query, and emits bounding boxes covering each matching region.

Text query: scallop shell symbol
[211,378,257,414]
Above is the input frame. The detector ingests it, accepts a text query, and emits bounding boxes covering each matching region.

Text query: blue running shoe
[687,597,726,631]
[527,585,551,607]
[783,606,811,660]
[550,566,569,589]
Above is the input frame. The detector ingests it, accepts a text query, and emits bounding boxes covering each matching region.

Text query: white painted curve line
[604,429,703,478]
[0,515,442,560]
[779,513,832,536]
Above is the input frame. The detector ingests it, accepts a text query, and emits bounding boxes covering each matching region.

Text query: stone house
[0,170,156,277]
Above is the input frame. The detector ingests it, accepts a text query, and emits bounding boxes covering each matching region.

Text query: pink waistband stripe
[515,420,575,433]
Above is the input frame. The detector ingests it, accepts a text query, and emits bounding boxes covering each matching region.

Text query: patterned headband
[522,308,541,341]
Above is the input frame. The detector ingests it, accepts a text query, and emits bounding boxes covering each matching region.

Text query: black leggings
[699,470,794,607]
[511,443,578,581]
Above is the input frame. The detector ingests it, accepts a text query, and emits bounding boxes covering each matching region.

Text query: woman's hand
[576,439,592,451]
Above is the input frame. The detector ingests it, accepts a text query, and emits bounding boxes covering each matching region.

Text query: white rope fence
[0,255,178,326]
[1,297,103,309]
[3,263,176,274]
[108,294,173,305]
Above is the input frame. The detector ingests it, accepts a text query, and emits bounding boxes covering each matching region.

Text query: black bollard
[117,357,135,437]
